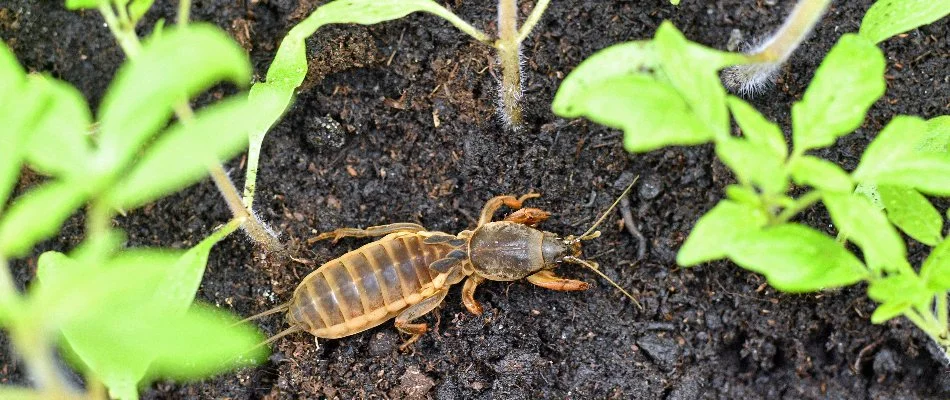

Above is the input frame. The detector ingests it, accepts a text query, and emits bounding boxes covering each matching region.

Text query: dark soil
[2,0,949,398]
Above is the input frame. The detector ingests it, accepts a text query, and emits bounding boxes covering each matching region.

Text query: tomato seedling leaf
[878,185,943,246]
[823,193,906,275]
[854,116,950,196]
[677,200,768,266]
[860,0,950,44]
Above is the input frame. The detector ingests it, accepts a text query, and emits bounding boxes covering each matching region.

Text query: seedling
[553,11,950,361]
[239,0,553,214]
[0,2,273,398]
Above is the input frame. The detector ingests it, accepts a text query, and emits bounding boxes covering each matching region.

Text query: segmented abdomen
[289,233,455,338]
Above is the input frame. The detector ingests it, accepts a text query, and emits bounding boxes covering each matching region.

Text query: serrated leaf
[553,41,657,116]
[921,237,950,291]
[727,96,787,159]
[677,200,768,266]
[823,193,906,274]
[22,75,94,180]
[97,24,251,173]
[107,96,255,210]
[860,0,950,44]
[654,23,744,140]
[854,116,950,195]
[0,181,86,257]
[574,75,714,152]
[878,185,943,246]
[789,156,853,193]
[791,34,886,151]
[729,224,869,292]
[715,137,787,194]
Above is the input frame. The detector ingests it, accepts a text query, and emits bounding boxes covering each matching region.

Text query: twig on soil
[619,197,647,260]
[852,338,885,373]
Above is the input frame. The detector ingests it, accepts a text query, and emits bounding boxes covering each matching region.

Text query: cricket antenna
[574,176,639,242]
[565,256,642,310]
[234,302,290,326]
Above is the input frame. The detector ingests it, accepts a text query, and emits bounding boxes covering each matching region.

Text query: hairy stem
[721,0,832,95]
[496,0,524,129]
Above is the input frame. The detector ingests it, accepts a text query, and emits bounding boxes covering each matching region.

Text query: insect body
[248,182,638,349]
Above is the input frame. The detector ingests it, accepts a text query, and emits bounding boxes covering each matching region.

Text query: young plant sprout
[720,0,831,96]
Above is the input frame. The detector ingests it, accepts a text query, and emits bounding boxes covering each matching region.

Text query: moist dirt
[1,0,949,398]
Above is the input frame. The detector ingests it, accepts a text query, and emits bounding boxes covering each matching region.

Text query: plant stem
[177,0,191,27]
[516,0,550,44]
[496,0,524,129]
[208,163,283,251]
[98,2,282,251]
[749,0,831,64]
[938,292,948,332]
[773,190,822,224]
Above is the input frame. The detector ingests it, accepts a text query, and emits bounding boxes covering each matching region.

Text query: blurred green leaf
[107,96,256,210]
[145,304,266,380]
[729,223,869,292]
[654,23,741,140]
[128,0,156,24]
[64,0,104,10]
[867,273,932,323]
[724,185,761,207]
[879,185,943,246]
[0,44,28,213]
[921,237,950,291]
[860,0,950,44]
[791,34,886,151]
[97,24,251,172]
[715,137,787,194]
[0,386,44,400]
[728,96,787,159]
[788,156,853,193]
[677,200,768,266]
[22,75,94,180]
[552,41,657,117]
[854,183,884,210]
[918,115,950,154]
[854,116,950,195]
[823,193,905,274]
[0,181,87,257]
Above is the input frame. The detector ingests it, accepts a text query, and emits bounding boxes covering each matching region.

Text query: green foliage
[790,35,886,152]
[555,21,950,355]
[0,22,264,398]
[860,0,950,44]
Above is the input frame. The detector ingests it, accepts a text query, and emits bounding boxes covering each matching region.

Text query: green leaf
[791,34,886,151]
[22,75,94,180]
[97,24,251,172]
[670,0,681,4]
[575,75,713,152]
[715,137,788,194]
[0,387,44,400]
[0,181,86,257]
[677,200,768,266]
[128,0,156,24]
[867,273,932,323]
[878,185,943,246]
[727,96,787,159]
[921,237,950,291]
[788,156,853,193]
[860,0,950,44]
[854,116,950,195]
[918,115,950,154]
[64,0,105,10]
[552,41,657,117]
[145,304,267,380]
[724,184,761,207]
[106,96,255,210]
[823,193,906,274]
[729,224,869,292]
[0,44,27,212]
[854,183,885,210]
[654,23,743,140]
